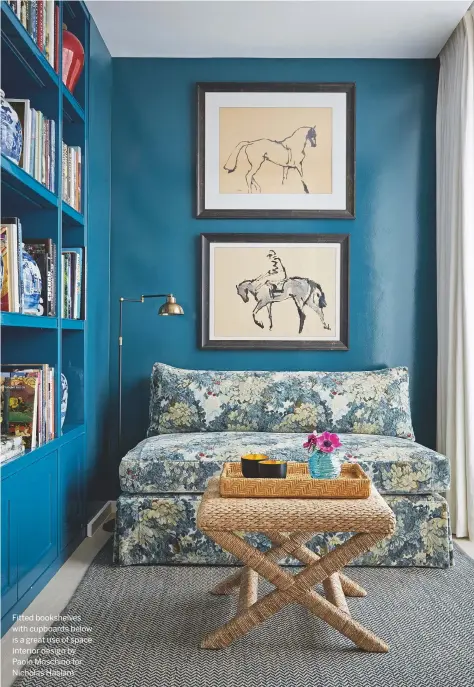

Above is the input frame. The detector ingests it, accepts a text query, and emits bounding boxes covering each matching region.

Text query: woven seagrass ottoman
[197,477,396,652]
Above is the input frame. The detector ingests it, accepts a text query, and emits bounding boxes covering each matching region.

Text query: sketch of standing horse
[236,277,330,334]
[224,126,317,194]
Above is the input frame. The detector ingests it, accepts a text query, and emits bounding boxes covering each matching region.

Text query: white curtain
[437,9,474,539]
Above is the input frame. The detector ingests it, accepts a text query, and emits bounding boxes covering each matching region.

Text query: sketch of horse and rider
[236,250,330,335]
[224,126,317,194]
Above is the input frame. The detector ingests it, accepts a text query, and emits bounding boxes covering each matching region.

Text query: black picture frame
[196,82,355,219]
[201,233,349,350]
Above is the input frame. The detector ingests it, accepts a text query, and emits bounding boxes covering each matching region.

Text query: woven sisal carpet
[13,543,474,687]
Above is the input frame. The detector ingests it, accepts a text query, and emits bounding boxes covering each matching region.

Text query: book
[35,110,40,181]
[30,107,36,177]
[51,240,57,316]
[24,241,47,316]
[4,372,38,449]
[1,219,20,312]
[41,113,46,185]
[66,252,71,317]
[1,434,25,464]
[7,99,31,172]
[28,0,36,42]
[2,365,54,445]
[67,247,84,319]
[1,443,25,464]
[54,4,59,72]
[1,373,11,434]
[37,0,44,53]
[67,146,72,206]
[1,435,23,453]
[43,117,48,188]
[62,142,68,204]
[62,143,83,211]
[0,225,12,311]
[50,119,55,192]
[23,238,56,316]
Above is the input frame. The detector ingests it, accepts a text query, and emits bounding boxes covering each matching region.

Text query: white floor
[1,532,473,687]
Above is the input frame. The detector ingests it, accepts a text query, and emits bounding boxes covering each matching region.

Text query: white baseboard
[86,501,115,537]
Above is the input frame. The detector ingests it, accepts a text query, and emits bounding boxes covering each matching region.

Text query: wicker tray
[219,462,371,499]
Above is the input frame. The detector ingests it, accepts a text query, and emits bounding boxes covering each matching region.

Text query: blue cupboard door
[17,450,58,599]
[1,475,18,616]
[59,434,85,551]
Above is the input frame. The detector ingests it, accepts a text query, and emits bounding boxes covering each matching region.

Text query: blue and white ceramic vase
[22,247,43,315]
[1,90,22,164]
[308,451,341,479]
[61,373,68,429]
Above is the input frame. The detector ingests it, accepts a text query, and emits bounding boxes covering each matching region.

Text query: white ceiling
[87,0,471,59]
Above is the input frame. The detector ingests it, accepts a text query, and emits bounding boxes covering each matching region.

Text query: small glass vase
[308,451,341,479]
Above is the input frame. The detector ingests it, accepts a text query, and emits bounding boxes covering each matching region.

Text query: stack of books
[1,217,57,317]
[7,99,56,192]
[62,143,82,212]
[1,365,55,450]
[7,0,59,71]
[0,435,25,464]
[61,248,84,319]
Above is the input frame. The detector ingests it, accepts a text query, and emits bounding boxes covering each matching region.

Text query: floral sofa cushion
[119,432,449,496]
[148,364,415,439]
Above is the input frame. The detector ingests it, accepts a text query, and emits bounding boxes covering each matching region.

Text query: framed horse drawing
[201,233,349,350]
[196,83,355,219]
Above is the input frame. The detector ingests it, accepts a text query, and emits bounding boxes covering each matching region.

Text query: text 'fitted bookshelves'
[1,0,89,634]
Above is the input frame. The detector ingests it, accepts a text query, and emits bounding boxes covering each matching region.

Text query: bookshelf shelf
[1,155,58,210]
[0,312,58,329]
[1,2,59,90]
[61,318,84,330]
[62,84,85,123]
[62,202,84,227]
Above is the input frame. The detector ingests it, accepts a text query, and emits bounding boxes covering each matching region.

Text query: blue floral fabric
[148,364,415,439]
[119,432,449,496]
[114,492,453,569]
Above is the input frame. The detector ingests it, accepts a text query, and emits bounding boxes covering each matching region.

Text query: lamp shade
[158,295,184,316]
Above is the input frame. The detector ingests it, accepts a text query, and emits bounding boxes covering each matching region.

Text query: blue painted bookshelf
[1,0,93,635]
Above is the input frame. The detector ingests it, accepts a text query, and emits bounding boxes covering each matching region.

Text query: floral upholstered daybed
[115,364,452,568]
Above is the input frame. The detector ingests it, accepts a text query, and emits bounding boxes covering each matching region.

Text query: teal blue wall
[86,20,112,510]
[111,58,438,478]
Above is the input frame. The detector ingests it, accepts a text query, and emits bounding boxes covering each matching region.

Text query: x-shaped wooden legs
[211,531,366,599]
[201,530,388,652]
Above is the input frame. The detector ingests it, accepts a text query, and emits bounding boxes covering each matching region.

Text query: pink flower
[303,432,319,450]
[316,431,342,453]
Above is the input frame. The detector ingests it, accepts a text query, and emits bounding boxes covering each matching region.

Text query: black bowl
[258,460,288,479]
[241,454,268,478]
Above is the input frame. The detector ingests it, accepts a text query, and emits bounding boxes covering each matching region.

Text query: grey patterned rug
[12,543,474,687]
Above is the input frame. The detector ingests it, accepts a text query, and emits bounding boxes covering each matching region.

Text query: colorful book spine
[51,241,57,316]
[1,373,11,434]
[50,119,55,192]
[54,3,59,72]
[62,143,68,204]
[16,217,23,313]
[21,1,27,29]
[30,108,36,177]
[37,0,44,53]
[4,372,38,450]
[1,219,20,313]
[0,226,11,312]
